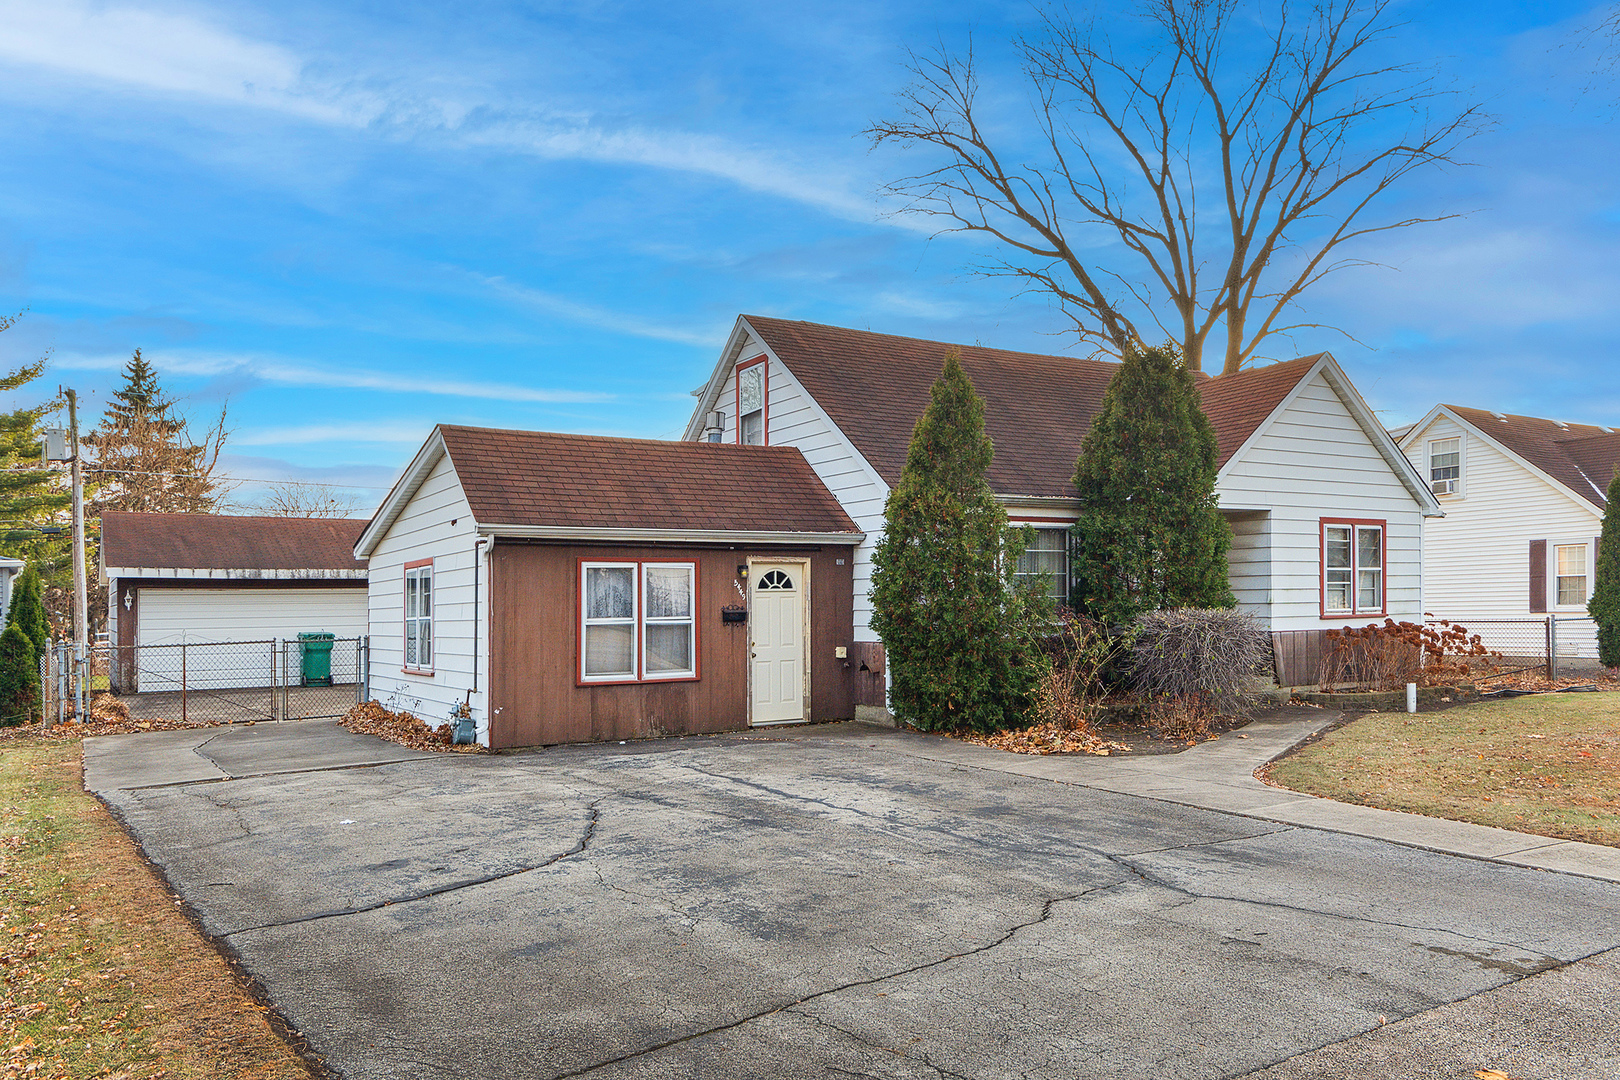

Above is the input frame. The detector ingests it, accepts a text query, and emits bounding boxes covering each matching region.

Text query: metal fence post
[1544,616,1556,681]
[358,636,369,705]
[272,638,281,722]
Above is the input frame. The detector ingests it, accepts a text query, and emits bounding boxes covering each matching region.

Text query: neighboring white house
[1396,406,1617,658]
[684,316,1442,644]
[100,512,370,691]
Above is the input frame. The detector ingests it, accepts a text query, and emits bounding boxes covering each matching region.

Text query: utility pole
[66,389,87,721]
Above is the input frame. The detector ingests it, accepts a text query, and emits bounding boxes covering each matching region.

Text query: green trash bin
[298,632,335,687]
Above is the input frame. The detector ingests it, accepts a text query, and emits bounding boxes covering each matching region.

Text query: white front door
[750,562,805,724]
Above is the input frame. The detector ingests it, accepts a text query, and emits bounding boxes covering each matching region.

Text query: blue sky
[0,0,1616,511]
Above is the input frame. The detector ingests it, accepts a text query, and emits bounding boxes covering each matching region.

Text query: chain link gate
[46,636,371,725]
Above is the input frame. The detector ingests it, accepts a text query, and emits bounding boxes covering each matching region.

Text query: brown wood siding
[488,542,854,749]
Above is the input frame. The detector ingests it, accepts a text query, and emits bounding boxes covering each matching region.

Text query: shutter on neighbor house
[1529,539,1547,613]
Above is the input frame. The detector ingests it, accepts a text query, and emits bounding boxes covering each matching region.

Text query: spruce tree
[87,350,227,515]
[8,564,48,659]
[0,623,38,726]
[1071,343,1234,624]
[869,351,1052,733]
[1589,467,1620,668]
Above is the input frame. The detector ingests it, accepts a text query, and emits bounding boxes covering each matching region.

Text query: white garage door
[139,588,369,646]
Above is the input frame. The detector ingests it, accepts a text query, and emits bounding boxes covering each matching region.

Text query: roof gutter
[474,524,864,546]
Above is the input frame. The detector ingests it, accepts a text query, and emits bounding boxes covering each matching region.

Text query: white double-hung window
[1014,527,1070,607]
[1556,544,1588,607]
[580,561,698,683]
[736,361,765,445]
[1322,519,1384,616]
[1428,437,1461,496]
[404,562,433,671]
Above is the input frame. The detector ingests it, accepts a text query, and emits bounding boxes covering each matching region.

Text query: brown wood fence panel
[848,642,887,707]
[1271,630,1326,687]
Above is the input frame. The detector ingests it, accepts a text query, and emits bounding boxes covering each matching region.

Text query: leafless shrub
[1317,619,1499,691]
[1035,611,1122,733]
[1144,694,1216,742]
[1130,608,1269,716]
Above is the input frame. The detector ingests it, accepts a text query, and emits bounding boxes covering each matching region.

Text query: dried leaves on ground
[957,722,1129,756]
[0,693,223,743]
[338,701,484,753]
[0,738,312,1079]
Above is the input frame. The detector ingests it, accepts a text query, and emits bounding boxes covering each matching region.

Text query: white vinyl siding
[365,451,490,743]
[1215,369,1424,630]
[712,335,890,640]
[1399,412,1603,659]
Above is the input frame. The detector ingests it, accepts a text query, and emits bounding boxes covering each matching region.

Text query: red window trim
[575,558,702,687]
[1319,518,1388,620]
[1006,516,1077,526]
[734,355,768,446]
[402,558,434,675]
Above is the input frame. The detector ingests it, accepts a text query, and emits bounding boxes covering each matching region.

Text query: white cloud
[473,273,720,347]
[233,421,433,447]
[0,1,891,224]
[0,0,368,123]
[51,348,612,404]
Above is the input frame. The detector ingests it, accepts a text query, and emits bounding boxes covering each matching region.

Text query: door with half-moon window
[750,563,805,724]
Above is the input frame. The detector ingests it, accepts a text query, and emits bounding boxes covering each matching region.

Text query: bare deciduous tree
[255,480,366,519]
[868,0,1486,374]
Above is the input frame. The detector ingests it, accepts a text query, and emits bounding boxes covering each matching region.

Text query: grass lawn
[1,738,313,1079]
[1267,693,1620,847]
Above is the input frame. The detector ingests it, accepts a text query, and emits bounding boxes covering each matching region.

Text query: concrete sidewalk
[835,707,1620,883]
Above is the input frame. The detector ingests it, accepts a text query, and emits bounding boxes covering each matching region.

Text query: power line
[82,468,394,491]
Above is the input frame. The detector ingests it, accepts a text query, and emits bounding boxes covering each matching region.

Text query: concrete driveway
[89,720,1620,1080]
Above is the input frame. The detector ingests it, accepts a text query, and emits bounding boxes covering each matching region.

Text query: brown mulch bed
[338,701,484,753]
[1474,669,1620,693]
[1093,713,1255,755]
[0,692,225,743]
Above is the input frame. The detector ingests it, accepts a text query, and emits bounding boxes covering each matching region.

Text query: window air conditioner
[1431,478,1456,495]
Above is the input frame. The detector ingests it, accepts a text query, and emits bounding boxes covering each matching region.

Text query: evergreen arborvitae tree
[1589,467,1620,668]
[8,564,48,658]
[0,622,38,726]
[1071,343,1234,624]
[869,351,1053,733]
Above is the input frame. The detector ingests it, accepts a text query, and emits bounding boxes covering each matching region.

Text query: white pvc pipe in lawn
[1406,683,1418,714]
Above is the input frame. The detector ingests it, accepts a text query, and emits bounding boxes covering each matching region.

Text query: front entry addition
[750,563,805,724]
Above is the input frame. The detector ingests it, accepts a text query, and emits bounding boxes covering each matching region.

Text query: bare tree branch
[251,480,367,519]
[868,0,1487,373]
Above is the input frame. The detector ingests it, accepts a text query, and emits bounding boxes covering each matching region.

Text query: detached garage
[101,512,369,693]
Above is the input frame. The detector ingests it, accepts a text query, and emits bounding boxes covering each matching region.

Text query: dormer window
[737,359,766,445]
[1429,437,1461,496]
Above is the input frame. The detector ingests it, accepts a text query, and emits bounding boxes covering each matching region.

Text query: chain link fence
[1271,616,1605,688]
[43,636,370,725]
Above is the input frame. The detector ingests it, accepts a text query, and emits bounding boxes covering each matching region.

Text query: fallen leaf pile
[1475,669,1620,693]
[0,693,223,743]
[338,701,484,753]
[956,722,1129,757]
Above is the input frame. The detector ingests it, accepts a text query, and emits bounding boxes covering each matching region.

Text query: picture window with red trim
[580,561,698,683]
[1323,521,1383,615]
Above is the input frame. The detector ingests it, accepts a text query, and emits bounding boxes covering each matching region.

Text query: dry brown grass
[0,738,314,1079]
[1265,692,1620,847]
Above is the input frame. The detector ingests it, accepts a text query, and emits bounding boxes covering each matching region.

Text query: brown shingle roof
[101,512,369,571]
[436,426,860,534]
[742,316,1321,499]
[1448,406,1618,507]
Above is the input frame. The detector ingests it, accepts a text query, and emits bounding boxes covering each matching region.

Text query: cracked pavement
[89,720,1620,1080]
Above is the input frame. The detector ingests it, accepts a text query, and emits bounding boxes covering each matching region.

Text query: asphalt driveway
[89,720,1620,1080]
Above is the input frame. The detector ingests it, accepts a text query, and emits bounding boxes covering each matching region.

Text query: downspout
[457,535,492,747]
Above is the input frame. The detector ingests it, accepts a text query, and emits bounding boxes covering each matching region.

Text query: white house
[685,317,1442,656]
[1396,406,1617,658]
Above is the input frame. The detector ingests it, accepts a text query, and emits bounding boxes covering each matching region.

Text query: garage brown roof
[1447,406,1618,507]
[101,512,369,571]
[742,316,1323,499]
[436,427,860,535]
